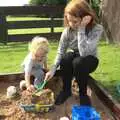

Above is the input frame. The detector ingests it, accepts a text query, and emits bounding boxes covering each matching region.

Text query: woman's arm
[77,24,103,57]
[45,28,69,81]
[51,28,69,74]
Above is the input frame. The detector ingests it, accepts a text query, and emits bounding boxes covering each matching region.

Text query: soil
[0,77,115,120]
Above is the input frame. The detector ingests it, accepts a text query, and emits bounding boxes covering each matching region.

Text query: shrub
[29,0,67,5]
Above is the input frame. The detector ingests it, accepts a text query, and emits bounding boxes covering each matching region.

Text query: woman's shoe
[80,95,91,106]
[55,91,71,105]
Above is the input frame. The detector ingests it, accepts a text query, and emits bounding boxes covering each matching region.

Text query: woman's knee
[84,55,99,73]
[60,52,74,66]
[73,55,99,74]
[72,57,82,70]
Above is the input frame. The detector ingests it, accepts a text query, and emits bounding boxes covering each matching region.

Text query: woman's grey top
[51,24,103,75]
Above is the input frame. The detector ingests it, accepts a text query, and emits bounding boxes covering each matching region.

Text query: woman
[45,0,103,105]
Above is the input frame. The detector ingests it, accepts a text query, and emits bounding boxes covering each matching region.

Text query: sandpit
[0,77,114,120]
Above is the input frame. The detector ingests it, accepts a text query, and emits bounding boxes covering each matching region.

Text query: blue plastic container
[72,105,101,120]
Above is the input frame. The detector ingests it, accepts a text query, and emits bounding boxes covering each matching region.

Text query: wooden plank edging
[89,76,120,120]
[0,73,120,119]
[0,72,24,82]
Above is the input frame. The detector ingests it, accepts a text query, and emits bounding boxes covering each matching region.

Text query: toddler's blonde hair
[29,36,49,54]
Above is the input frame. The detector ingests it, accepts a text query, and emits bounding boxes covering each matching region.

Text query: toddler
[20,36,49,91]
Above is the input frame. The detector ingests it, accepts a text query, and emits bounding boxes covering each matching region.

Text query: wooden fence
[0,5,65,44]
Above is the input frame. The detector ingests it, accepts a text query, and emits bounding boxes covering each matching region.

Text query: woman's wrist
[51,65,57,75]
[78,26,85,33]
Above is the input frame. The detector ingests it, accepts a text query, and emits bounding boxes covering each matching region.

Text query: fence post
[0,13,8,45]
[50,17,54,33]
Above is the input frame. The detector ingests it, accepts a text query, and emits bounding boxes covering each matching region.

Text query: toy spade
[35,80,47,91]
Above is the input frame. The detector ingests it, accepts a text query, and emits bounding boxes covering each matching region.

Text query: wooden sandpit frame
[0,72,120,120]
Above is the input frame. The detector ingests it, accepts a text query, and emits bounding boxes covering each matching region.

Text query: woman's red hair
[64,0,97,30]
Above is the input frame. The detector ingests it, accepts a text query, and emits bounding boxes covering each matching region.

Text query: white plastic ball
[60,117,69,120]
[7,86,17,98]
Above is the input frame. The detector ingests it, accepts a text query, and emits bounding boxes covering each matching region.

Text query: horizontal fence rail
[7,19,63,29]
[8,33,62,42]
[0,5,65,16]
[0,5,65,44]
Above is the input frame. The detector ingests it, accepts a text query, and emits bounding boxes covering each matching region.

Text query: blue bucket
[72,105,101,120]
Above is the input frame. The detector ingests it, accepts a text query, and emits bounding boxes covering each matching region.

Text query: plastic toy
[35,80,47,91]
[72,105,101,120]
[7,86,17,98]
[20,103,54,113]
[20,82,55,113]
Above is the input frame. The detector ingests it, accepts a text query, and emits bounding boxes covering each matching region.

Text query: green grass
[92,42,120,101]
[0,41,59,73]
[7,16,51,21]
[0,41,120,101]
[1,16,120,101]
[8,27,64,35]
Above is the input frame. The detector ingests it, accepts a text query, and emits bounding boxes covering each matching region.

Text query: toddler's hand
[27,85,35,92]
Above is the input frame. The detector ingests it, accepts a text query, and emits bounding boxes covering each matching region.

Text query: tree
[86,0,101,17]
[101,0,120,43]
[29,0,67,5]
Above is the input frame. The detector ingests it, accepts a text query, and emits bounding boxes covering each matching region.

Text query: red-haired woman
[45,0,103,105]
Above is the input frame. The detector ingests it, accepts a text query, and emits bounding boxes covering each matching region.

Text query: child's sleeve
[24,59,33,75]
[21,54,33,75]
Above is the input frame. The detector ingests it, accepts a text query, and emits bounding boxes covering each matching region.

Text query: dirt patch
[0,77,114,120]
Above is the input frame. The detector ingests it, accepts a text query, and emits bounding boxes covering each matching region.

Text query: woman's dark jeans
[59,51,99,96]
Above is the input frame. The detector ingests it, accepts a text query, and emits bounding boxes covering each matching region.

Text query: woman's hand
[44,71,54,81]
[43,68,49,73]
[80,15,92,27]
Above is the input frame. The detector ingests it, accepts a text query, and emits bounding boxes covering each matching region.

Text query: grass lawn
[0,41,59,73]
[0,41,120,102]
[0,16,120,102]
[93,42,120,101]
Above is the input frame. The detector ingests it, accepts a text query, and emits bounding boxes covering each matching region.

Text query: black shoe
[80,95,91,106]
[55,91,71,105]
